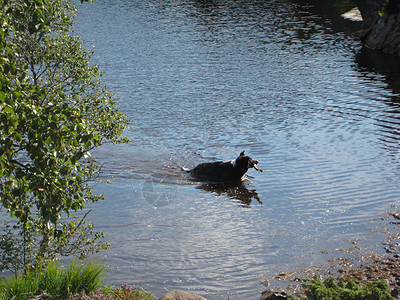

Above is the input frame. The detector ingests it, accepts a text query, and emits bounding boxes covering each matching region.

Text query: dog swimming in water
[183,151,262,182]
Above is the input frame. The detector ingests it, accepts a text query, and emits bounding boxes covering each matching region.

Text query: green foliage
[288,276,394,300]
[0,0,128,274]
[111,284,155,300]
[69,285,155,300]
[0,260,108,300]
[0,260,154,300]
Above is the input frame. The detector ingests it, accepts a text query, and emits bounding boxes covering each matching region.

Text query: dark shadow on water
[196,180,262,206]
[355,47,400,96]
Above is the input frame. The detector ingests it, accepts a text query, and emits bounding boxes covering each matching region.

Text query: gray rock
[353,0,386,27]
[29,293,51,300]
[159,289,207,300]
[352,0,400,55]
[260,289,288,300]
[363,11,400,55]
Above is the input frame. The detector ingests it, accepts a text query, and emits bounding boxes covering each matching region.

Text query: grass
[0,261,154,299]
[0,260,108,300]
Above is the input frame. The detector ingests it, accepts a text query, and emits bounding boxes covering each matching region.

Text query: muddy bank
[260,210,400,299]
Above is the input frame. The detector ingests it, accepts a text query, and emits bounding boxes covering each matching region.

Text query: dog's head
[235,151,263,172]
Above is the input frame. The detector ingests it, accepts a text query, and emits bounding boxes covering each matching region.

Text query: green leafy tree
[0,0,129,275]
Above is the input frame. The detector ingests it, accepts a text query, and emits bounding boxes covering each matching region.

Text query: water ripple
[71,0,400,298]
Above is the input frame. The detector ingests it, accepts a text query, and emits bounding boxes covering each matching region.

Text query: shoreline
[260,210,400,299]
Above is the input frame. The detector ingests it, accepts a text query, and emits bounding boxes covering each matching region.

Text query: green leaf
[0,0,128,275]
[3,105,14,115]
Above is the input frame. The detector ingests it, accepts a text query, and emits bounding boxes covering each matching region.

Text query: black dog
[184,151,262,182]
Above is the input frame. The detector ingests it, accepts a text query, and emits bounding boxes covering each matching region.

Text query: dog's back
[184,151,262,182]
[189,161,237,182]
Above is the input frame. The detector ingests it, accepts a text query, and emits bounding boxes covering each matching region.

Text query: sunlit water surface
[70,0,400,298]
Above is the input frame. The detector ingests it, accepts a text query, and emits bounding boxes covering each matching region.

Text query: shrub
[111,284,154,300]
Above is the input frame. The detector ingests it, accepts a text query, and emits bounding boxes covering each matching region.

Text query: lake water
[72,0,400,298]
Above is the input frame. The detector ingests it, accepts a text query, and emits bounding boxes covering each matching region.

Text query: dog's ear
[240,151,245,156]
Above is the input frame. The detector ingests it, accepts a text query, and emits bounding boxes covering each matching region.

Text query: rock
[29,293,51,300]
[261,279,270,287]
[341,7,363,22]
[353,0,386,27]
[351,0,400,55]
[390,287,399,298]
[355,0,400,55]
[260,289,288,300]
[159,289,207,300]
[363,12,400,54]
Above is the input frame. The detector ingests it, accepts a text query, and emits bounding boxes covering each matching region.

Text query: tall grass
[0,260,108,300]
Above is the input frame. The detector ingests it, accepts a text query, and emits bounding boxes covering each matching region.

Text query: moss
[288,276,394,300]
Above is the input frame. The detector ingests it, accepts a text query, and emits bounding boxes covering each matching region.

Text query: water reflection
[355,47,400,95]
[354,47,400,166]
[197,180,262,206]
